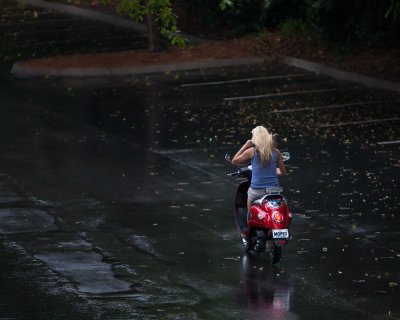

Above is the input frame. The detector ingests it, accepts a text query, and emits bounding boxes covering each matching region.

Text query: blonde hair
[251,126,274,166]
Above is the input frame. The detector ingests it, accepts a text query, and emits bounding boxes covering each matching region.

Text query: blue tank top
[251,149,279,189]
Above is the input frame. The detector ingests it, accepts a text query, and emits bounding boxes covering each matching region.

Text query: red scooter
[226,152,291,264]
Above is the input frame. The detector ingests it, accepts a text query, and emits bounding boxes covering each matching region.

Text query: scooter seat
[253,192,284,206]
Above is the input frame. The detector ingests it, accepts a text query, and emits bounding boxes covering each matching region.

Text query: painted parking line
[181,74,307,87]
[152,148,199,155]
[319,117,400,128]
[377,140,400,145]
[152,148,234,184]
[224,88,339,101]
[151,148,221,178]
[268,100,399,114]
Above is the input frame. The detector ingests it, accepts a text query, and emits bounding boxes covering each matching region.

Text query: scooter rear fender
[248,205,291,230]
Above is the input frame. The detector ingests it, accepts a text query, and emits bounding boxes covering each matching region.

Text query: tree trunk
[146,13,165,52]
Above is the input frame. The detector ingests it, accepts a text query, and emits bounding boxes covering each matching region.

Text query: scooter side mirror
[281,152,290,161]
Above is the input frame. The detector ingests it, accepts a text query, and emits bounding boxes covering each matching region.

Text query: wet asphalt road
[1,2,400,320]
[0,64,400,320]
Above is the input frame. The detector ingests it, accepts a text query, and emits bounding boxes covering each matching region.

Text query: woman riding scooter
[227,126,287,248]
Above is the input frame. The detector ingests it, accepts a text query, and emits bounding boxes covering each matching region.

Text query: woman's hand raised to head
[243,140,254,150]
[231,140,255,166]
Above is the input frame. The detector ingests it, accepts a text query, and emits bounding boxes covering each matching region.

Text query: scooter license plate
[272,229,289,239]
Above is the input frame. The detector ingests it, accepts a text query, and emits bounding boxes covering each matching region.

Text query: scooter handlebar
[227,166,252,177]
[225,154,252,178]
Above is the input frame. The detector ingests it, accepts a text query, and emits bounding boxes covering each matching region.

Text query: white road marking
[377,140,400,145]
[151,148,234,184]
[319,117,400,128]
[268,100,398,114]
[181,74,307,87]
[224,88,339,101]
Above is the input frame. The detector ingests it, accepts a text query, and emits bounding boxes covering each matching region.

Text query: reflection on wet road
[1,59,400,318]
[238,254,296,320]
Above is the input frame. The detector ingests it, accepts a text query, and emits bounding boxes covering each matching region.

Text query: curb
[283,56,400,92]
[11,57,265,78]
[20,0,204,44]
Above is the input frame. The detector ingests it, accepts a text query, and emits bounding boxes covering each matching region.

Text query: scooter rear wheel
[272,245,282,264]
[242,237,253,252]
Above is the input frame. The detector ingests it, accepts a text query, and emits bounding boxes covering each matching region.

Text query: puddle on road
[34,251,132,294]
[0,182,142,299]
[0,208,135,296]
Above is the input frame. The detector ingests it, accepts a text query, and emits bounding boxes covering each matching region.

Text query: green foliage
[46,0,400,48]
[279,19,308,38]
[114,0,145,21]
[260,0,308,28]
[304,0,400,47]
[174,0,228,31]
[218,0,267,32]
[222,0,400,48]
[174,0,268,36]
[101,0,186,46]
[219,0,233,11]
[386,0,400,20]
[258,28,269,42]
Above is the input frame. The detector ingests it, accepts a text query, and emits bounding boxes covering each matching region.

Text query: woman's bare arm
[276,150,287,176]
[231,140,255,166]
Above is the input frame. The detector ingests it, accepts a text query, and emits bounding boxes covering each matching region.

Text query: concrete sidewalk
[284,57,400,92]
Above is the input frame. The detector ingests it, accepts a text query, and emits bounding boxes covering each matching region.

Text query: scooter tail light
[272,211,284,224]
[276,240,286,246]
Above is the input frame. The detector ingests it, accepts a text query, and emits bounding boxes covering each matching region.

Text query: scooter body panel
[248,195,291,231]
[233,180,251,237]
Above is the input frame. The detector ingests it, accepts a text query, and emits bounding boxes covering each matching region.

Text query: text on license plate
[272,229,289,239]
